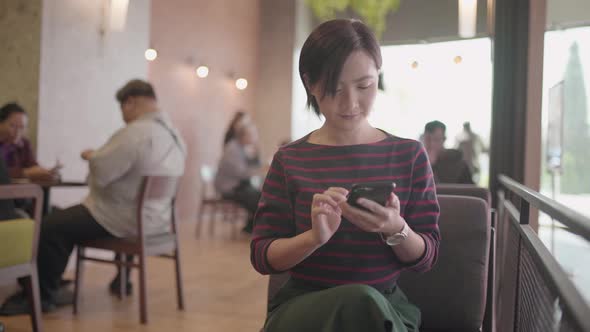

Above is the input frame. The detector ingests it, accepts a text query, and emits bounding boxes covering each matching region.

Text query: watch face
[386,234,405,246]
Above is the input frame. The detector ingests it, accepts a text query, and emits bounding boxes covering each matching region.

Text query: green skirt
[265,279,421,332]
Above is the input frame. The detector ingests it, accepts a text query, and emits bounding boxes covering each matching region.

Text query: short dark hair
[425,120,446,134]
[223,111,247,146]
[0,103,26,122]
[299,19,382,116]
[115,79,156,104]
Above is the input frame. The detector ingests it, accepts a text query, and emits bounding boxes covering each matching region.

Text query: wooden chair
[196,165,247,239]
[73,176,184,324]
[0,184,44,332]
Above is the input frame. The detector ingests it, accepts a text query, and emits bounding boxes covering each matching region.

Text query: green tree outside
[561,42,590,194]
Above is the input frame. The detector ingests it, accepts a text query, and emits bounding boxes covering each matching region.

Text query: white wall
[37,0,150,206]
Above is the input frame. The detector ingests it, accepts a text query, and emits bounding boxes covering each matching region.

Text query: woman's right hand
[266,187,348,272]
[310,187,348,245]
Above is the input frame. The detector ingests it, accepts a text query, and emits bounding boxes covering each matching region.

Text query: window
[539,26,590,302]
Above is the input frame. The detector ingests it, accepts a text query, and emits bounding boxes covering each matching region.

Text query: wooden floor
[0,222,268,332]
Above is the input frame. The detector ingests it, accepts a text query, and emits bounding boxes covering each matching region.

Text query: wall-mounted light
[411,61,419,69]
[454,55,463,64]
[196,65,209,78]
[145,48,158,61]
[458,0,477,38]
[235,78,248,90]
[487,0,495,36]
[109,0,129,31]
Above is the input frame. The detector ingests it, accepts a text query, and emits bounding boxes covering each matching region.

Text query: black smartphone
[347,181,396,211]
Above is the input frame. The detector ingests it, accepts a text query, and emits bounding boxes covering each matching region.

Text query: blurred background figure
[455,121,487,182]
[215,112,262,234]
[278,138,291,147]
[0,103,61,182]
[423,120,473,184]
[223,111,248,146]
[0,158,19,220]
[0,79,187,315]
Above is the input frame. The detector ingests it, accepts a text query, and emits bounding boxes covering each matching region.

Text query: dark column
[489,0,545,211]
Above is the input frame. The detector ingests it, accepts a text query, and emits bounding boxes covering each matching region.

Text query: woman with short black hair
[251,19,440,331]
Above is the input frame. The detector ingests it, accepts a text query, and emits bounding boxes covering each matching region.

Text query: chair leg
[234,208,245,240]
[196,204,205,238]
[73,247,84,315]
[24,268,43,332]
[174,248,185,310]
[226,205,234,239]
[209,204,216,237]
[120,254,127,298]
[138,253,148,324]
[232,211,240,240]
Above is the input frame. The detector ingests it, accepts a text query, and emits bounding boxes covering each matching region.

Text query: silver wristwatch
[381,222,409,246]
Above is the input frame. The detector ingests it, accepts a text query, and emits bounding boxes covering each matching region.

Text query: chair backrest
[0,159,18,220]
[136,176,181,238]
[436,184,491,206]
[436,184,496,332]
[141,176,180,201]
[200,165,221,200]
[398,195,491,331]
[0,184,43,266]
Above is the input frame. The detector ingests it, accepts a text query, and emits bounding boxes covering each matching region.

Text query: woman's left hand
[340,192,406,235]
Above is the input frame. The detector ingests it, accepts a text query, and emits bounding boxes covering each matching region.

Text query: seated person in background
[252,19,440,332]
[423,120,474,184]
[0,79,186,315]
[0,158,19,220]
[278,138,291,148]
[223,110,248,145]
[0,103,61,181]
[215,115,262,233]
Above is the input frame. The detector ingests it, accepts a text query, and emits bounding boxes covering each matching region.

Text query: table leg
[42,187,51,215]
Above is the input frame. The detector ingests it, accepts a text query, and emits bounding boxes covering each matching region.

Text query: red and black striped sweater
[251,132,440,292]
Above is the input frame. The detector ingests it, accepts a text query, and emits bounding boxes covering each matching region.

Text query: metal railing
[496,175,590,332]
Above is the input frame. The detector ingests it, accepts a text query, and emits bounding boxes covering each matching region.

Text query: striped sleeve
[403,142,441,273]
[250,151,296,275]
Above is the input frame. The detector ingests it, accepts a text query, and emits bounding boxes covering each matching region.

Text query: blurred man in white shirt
[0,79,186,315]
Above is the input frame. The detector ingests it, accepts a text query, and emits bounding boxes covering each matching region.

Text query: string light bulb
[196,65,209,78]
[145,48,157,61]
[235,78,248,90]
[458,0,478,38]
